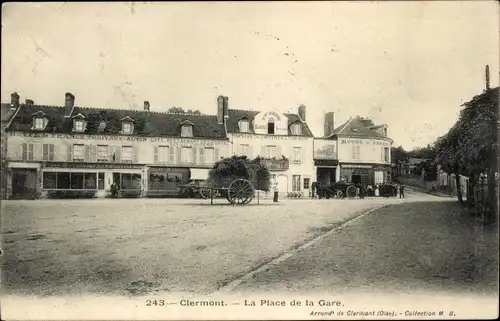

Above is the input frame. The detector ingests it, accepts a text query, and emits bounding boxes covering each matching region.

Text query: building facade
[222,99,316,197]
[4,93,230,199]
[314,114,393,187]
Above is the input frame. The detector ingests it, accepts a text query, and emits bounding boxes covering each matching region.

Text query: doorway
[11,169,37,199]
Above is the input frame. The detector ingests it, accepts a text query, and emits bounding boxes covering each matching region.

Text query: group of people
[311,181,405,199]
[110,182,120,198]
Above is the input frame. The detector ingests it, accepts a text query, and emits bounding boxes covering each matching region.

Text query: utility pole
[485,65,490,91]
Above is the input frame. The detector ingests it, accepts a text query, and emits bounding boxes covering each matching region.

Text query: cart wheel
[346,185,357,199]
[228,179,254,205]
[336,190,344,199]
[199,188,212,200]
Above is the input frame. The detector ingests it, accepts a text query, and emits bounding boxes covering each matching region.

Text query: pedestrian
[375,184,379,197]
[356,184,361,199]
[317,183,324,199]
[359,184,365,199]
[273,181,279,203]
[399,185,405,198]
[311,182,317,199]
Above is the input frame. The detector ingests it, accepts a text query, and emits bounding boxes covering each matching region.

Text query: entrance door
[303,178,311,197]
[11,169,37,199]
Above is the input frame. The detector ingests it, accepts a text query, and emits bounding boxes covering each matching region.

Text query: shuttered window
[157,146,169,162]
[181,146,193,163]
[122,146,134,162]
[204,147,215,164]
[42,144,55,161]
[97,145,108,162]
[22,143,35,161]
[292,147,301,164]
[72,144,85,161]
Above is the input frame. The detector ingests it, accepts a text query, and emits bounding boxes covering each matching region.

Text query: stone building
[3,93,230,199]
[314,113,393,187]
[221,98,316,197]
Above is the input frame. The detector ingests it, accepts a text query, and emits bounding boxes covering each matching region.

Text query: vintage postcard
[1,1,498,320]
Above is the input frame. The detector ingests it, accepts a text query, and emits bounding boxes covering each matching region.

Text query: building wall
[229,133,315,195]
[337,137,392,165]
[6,131,230,166]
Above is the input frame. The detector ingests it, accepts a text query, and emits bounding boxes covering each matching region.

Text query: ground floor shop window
[121,173,141,189]
[148,171,186,191]
[43,172,99,189]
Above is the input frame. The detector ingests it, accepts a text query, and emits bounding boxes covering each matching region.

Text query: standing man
[399,184,405,198]
[273,181,279,203]
[359,183,365,199]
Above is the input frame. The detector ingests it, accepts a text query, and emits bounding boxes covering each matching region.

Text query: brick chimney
[25,99,34,106]
[223,96,229,119]
[144,101,150,111]
[324,112,335,137]
[217,95,224,124]
[10,92,20,107]
[64,93,75,117]
[298,104,306,122]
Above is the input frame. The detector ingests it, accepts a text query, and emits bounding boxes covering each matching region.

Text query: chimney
[64,92,75,117]
[25,99,34,106]
[144,101,150,111]
[10,92,20,107]
[223,96,229,119]
[217,95,224,124]
[485,65,490,91]
[324,112,335,137]
[298,104,306,122]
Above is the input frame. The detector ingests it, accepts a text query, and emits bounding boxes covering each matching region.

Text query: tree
[167,107,201,115]
[391,145,408,163]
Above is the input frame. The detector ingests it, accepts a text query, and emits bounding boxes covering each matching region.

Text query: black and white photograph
[1,1,498,320]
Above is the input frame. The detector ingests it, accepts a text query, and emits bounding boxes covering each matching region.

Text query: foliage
[391,145,408,163]
[207,155,271,191]
[407,144,436,160]
[167,106,201,115]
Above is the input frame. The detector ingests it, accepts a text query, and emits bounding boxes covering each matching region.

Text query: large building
[1,93,22,199]
[3,93,230,199]
[313,113,393,187]
[221,98,315,197]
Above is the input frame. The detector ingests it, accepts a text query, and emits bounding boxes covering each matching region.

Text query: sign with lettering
[232,133,309,140]
[148,167,190,173]
[314,159,338,167]
[340,138,390,146]
[42,162,144,170]
[262,111,281,121]
[252,111,288,135]
[8,131,228,146]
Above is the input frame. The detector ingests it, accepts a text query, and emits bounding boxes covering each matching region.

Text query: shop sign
[341,164,373,169]
[340,138,390,146]
[314,159,338,167]
[148,167,190,173]
[8,131,228,146]
[42,162,143,169]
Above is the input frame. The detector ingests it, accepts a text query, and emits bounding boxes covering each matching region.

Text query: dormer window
[238,118,249,133]
[120,116,135,135]
[72,113,87,133]
[97,120,107,132]
[31,111,48,131]
[180,120,194,137]
[267,118,275,135]
[383,128,388,137]
[33,117,45,130]
[290,123,302,135]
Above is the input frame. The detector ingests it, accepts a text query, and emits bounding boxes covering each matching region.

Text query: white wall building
[219,97,316,197]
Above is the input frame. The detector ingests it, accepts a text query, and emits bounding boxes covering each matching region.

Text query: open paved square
[1,190,442,296]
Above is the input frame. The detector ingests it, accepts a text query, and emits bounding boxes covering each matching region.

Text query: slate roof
[326,118,393,141]
[226,109,314,137]
[1,104,18,124]
[6,104,228,140]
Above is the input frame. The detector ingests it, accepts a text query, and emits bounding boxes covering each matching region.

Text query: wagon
[197,156,271,205]
[318,181,357,199]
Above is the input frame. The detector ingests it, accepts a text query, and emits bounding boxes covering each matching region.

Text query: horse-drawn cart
[196,156,271,205]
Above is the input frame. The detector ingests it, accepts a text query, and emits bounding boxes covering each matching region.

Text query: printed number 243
[146,300,165,306]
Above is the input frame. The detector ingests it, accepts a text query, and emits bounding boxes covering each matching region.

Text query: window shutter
[176,146,182,163]
[49,144,55,161]
[133,146,139,163]
[192,146,196,164]
[43,144,48,161]
[276,145,282,158]
[153,146,158,163]
[84,145,91,162]
[214,148,219,162]
[67,144,73,161]
[169,146,175,163]
[199,147,205,164]
[108,145,114,162]
[28,143,34,161]
[115,145,122,162]
[90,145,97,162]
[22,143,27,161]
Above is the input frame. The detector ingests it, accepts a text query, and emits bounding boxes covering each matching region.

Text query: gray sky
[2,2,498,150]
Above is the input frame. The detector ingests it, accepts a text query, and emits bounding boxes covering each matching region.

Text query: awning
[190,168,210,180]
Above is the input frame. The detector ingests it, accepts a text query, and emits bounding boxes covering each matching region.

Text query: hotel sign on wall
[8,131,228,146]
[340,138,390,147]
[314,140,337,159]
